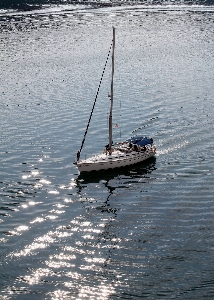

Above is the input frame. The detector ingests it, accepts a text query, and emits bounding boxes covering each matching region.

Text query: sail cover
[126,136,153,146]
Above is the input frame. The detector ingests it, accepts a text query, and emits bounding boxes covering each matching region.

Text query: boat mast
[109,27,115,151]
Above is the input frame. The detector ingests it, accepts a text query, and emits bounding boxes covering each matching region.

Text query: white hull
[77,146,156,173]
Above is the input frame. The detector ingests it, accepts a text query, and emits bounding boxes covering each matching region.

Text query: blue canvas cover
[126,136,153,146]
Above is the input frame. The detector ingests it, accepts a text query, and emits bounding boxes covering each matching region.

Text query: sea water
[1,2,214,299]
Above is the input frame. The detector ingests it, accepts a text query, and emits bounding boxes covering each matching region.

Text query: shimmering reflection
[30,217,45,224]
[6,208,120,298]
[1,3,214,299]
[16,225,29,232]
[48,190,59,194]
[21,268,55,285]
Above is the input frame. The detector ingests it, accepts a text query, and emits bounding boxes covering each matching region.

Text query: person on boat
[105,144,110,155]
[77,151,80,161]
[133,144,138,152]
[105,144,110,153]
[105,142,113,155]
[108,148,113,155]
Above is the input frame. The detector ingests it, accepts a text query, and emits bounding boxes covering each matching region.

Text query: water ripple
[1,4,214,299]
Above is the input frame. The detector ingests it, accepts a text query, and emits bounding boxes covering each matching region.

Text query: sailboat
[74,27,156,173]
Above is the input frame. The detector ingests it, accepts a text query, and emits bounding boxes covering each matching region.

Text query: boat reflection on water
[72,157,157,293]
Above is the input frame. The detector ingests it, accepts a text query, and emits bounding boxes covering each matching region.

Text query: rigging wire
[77,41,113,160]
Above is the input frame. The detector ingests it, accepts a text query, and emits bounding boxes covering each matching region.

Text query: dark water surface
[1,3,214,299]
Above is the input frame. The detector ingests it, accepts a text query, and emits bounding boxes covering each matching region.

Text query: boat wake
[156,140,189,156]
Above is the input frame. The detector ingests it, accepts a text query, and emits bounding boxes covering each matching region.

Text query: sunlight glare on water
[1,3,214,299]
